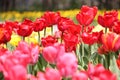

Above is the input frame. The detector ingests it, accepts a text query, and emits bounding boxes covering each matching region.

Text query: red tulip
[5,21,18,32]
[66,24,81,35]
[0,24,12,44]
[98,10,118,28]
[116,54,120,69]
[87,63,117,80]
[101,32,120,52]
[113,21,120,34]
[41,35,58,47]
[57,53,78,77]
[76,5,97,26]
[81,32,100,45]
[63,33,80,52]
[33,18,46,32]
[57,17,75,31]
[17,19,33,37]
[83,25,94,33]
[41,11,61,27]
[97,45,108,54]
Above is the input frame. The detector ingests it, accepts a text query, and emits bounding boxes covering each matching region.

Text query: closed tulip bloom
[81,32,100,45]
[41,11,61,27]
[76,5,97,26]
[57,17,75,32]
[57,53,78,77]
[33,18,46,32]
[0,24,12,44]
[42,43,65,63]
[101,32,120,52]
[113,21,120,34]
[17,19,33,37]
[98,10,118,28]
[45,68,61,80]
[87,64,117,80]
[37,72,46,80]
[41,35,58,47]
[72,71,88,80]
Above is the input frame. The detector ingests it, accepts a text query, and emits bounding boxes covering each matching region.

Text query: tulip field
[0,5,120,80]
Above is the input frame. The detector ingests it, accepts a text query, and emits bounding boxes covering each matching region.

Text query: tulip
[14,41,39,64]
[72,71,88,80]
[57,17,75,32]
[81,32,100,45]
[101,32,120,52]
[33,18,46,32]
[113,21,120,34]
[0,24,12,44]
[41,11,61,27]
[76,5,97,26]
[17,19,33,37]
[41,35,58,47]
[42,43,65,63]
[98,10,118,28]
[56,53,78,77]
[87,64,117,80]
[63,33,79,52]
[45,68,61,80]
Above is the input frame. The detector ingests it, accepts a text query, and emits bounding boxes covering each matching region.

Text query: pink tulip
[15,41,39,64]
[37,72,46,80]
[72,71,88,80]
[43,46,58,63]
[42,43,65,63]
[45,68,61,80]
[56,52,78,77]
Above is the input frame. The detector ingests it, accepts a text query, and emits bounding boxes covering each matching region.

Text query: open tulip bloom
[0,5,120,80]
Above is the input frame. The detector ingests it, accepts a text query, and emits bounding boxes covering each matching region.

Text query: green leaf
[109,54,120,80]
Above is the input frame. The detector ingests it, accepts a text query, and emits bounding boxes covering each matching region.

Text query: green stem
[61,32,63,43]
[105,27,107,34]
[38,31,41,45]
[44,27,46,37]
[82,42,85,57]
[5,43,8,48]
[76,45,81,64]
[51,26,53,35]
[22,36,25,41]
[105,53,110,70]
[27,64,33,74]
[89,45,91,59]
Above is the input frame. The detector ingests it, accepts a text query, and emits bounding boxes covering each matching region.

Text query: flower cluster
[0,5,120,80]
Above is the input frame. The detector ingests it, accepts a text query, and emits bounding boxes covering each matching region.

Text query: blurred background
[0,0,120,12]
[1,0,120,22]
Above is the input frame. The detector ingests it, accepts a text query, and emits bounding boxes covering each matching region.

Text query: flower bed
[0,5,120,80]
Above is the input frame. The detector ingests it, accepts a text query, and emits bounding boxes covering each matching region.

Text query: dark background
[0,0,120,12]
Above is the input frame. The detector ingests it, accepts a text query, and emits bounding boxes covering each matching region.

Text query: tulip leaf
[0,72,4,80]
[6,43,15,51]
[37,54,48,71]
[109,54,120,80]
[91,44,98,54]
